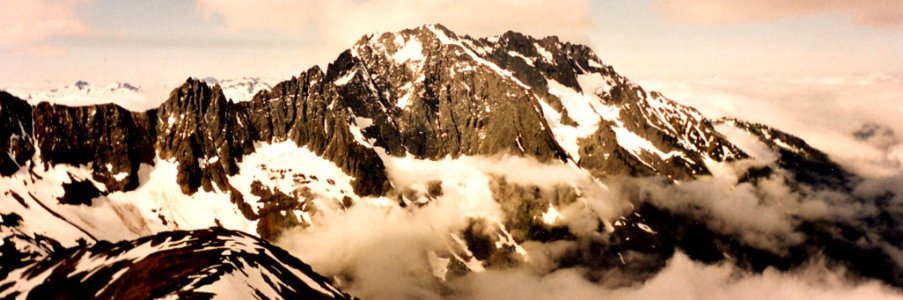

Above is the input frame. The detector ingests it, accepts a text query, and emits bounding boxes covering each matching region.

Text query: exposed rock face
[0,228,354,300]
[243,68,390,196]
[154,75,391,197]
[0,92,33,176]
[156,79,255,194]
[717,118,854,188]
[328,24,745,182]
[33,102,156,191]
[331,28,568,162]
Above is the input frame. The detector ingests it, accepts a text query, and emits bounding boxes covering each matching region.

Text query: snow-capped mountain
[13,81,148,111]
[8,77,276,112]
[2,24,901,298]
[202,76,275,102]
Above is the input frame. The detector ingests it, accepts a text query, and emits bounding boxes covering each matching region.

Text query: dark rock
[156,78,255,194]
[719,118,854,188]
[244,67,391,196]
[58,175,102,205]
[0,92,34,176]
[32,102,155,192]
[0,213,22,227]
[249,181,302,240]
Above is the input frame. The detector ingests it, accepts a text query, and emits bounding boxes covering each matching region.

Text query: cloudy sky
[2,0,901,94]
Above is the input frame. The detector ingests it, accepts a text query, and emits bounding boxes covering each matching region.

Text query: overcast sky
[1,0,901,98]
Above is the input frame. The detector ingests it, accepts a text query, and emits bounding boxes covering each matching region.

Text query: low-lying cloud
[276,151,903,299]
[453,252,903,300]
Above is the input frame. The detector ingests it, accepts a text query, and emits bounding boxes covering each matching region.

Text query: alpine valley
[1,25,901,299]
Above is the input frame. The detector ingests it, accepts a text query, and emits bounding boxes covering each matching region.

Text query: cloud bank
[453,252,903,300]
[654,0,903,28]
[276,152,903,299]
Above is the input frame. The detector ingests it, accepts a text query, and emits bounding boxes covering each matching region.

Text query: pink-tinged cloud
[654,0,903,28]
[0,0,92,55]
[195,0,595,44]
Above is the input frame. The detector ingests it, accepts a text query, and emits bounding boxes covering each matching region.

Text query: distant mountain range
[7,77,276,111]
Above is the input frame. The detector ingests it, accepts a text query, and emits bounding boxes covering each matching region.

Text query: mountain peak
[5,25,898,299]
[73,80,90,90]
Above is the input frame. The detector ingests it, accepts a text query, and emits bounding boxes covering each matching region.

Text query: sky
[1,0,901,97]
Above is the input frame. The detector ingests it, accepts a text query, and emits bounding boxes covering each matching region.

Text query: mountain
[1,24,901,298]
[202,77,276,103]
[11,81,148,110]
[7,78,276,112]
[0,227,353,299]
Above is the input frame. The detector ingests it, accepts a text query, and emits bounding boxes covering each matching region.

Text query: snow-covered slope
[0,227,353,299]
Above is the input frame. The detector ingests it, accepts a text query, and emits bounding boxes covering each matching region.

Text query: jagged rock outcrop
[0,92,33,176]
[33,102,156,191]
[156,79,255,194]
[244,67,390,196]
[331,27,569,162]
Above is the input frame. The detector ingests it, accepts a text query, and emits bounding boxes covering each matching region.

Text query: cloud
[0,0,93,55]
[275,154,623,299]
[618,172,879,253]
[276,151,903,299]
[195,0,595,52]
[654,0,903,28]
[641,73,903,178]
[452,252,903,300]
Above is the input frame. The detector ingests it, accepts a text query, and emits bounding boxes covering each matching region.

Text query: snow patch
[228,141,357,214]
[112,172,128,181]
[507,51,534,66]
[393,36,424,64]
[611,125,685,161]
[334,70,357,86]
[534,43,554,62]
[541,205,562,225]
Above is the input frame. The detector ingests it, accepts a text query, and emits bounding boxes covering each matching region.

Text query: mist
[276,150,903,299]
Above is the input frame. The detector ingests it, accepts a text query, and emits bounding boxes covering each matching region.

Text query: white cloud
[276,152,903,299]
[453,252,903,300]
[0,0,92,55]
[196,0,595,55]
[654,0,903,28]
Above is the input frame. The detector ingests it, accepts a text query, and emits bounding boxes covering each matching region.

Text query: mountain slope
[0,227,352,299]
